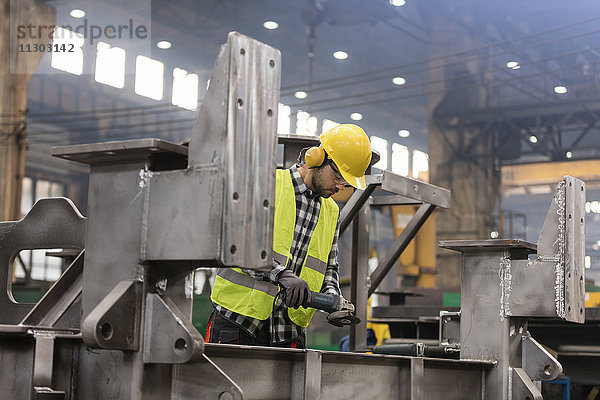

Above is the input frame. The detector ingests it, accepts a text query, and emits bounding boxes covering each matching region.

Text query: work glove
[278,269,311,309]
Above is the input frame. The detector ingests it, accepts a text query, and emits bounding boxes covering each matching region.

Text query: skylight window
[135,55,164,100]
[278,104,291,134]
[95,42,126,88]
[392,143,409,176]
[412,150,429,179]
[297,111,317,136]
[371,136,388,170]
[172,67,199,110]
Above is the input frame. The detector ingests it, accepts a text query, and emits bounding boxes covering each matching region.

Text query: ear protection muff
[304,146,326,168]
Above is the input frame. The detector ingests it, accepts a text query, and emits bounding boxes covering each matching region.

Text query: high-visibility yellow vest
[211,169,339,327]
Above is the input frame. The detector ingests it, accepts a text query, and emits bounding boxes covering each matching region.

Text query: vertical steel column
[349,202,369,352]
[458,246,527,400]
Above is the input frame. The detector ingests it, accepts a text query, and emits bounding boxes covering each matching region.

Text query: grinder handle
[306,292,340,313]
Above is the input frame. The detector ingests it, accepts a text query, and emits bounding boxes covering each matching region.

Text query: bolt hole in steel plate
[219,392,233,400]
[100,323,113,340]
[261,250,267,260]
[544,364,554,376]
[174,338,187,354]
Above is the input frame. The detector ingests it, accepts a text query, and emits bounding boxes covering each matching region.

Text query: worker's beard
[311,167,337,198]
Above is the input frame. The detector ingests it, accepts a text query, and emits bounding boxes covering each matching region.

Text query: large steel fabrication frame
[0,32,585,399]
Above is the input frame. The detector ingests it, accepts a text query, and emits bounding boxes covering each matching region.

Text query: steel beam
[368,204,436,297]
[349,202,369,352]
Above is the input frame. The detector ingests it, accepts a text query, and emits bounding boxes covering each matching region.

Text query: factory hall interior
[2,0,600,399]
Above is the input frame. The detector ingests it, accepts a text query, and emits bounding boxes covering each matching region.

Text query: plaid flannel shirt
[213,164,342,344]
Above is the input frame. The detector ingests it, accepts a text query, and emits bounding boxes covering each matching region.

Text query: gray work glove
[278,269,311,309]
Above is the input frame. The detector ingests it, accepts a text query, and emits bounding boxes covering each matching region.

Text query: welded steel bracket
[439,310,461,347]
[512,367,543,400]
[143,293,204,364]
[507,176,586,322]
[522,335,561,381]
[81,280,142,351]
[31,333,66,400]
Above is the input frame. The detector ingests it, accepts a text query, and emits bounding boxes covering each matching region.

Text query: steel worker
[206,124,372,348]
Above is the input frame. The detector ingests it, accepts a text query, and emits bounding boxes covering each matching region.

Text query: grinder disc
[327,310,361,327]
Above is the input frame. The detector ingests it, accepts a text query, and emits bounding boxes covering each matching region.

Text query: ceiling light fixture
[392,77,406,85]
[398,129,410,137]
[156,41,172,49]
[490,230,499,239]
[389,0,406,6]
[70,9,86,18]
[333,51,348,60]
[263,21,279,30]
[294,91,307,99]
[554,86,567,94]
[529,135,538,143]
[350,112,363,121]
[506,61,520,70]
[566,151,573,158]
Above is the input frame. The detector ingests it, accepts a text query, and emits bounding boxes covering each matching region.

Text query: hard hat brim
[339,168,366,190]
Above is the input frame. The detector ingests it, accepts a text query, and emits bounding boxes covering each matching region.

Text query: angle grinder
[305,292,361,327]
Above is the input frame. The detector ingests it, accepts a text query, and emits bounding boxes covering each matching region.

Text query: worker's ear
[304,146,325,168]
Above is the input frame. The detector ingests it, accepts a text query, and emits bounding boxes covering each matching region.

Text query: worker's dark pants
[205,310,305,349]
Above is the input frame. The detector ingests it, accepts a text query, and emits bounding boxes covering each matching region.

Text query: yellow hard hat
[320,124,372,190]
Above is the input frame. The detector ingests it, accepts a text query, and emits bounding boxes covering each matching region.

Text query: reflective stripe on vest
[211,267,278,320]
[272,251,288,268]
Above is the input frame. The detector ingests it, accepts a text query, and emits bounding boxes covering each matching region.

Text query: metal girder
[368,204,436,298]
[349,202,369,352]
[339,179,378,236]
[202,344,492,400]
[20,251,84,330]
[339,171,449,236]
[434,96,600,164]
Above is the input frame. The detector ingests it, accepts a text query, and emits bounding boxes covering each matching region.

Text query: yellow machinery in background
[390,205,437,287]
